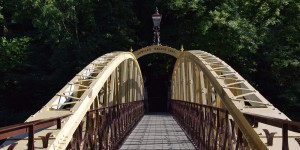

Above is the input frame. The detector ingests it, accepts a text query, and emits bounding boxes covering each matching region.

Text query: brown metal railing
[171,99,300,150]
[66,100,144,150]
[243,112,300,150]
[171,100,236,149]
[0,114,71,150]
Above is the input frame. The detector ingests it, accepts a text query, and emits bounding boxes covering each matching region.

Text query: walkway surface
[120,113,195,150]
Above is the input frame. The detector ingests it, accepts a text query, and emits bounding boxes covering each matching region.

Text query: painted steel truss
[1,45,300,150]
[171,50,299,149]
[1,52,145,149]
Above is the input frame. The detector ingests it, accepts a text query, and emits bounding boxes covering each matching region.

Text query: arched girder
[171,50,291,149]
[2,46,299,150]
[133,45,180,59]
[8,52,146,150]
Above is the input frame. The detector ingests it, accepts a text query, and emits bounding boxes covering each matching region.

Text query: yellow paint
[130,47,133,52]
[133,45,180,59]
[180,44,184,52]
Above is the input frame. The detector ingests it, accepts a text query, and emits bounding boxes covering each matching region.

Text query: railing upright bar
[171,99,300,150]
[57,118,61,129]
[28,124,34,150]
[282,123,289,150]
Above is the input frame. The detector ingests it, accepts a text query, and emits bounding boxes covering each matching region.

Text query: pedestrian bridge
[1,45,300,150]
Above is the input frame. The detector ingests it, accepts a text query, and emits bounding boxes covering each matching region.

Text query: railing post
[86,111,90,134]
[222,111,229,150]
[57,118,61,129]
[28,124,34,150]
[282,123,289,150]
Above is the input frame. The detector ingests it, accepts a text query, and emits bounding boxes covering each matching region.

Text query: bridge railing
[171,99,234,149]
[171,99,300,150]
[243,112,300,149]
[67,100,144,150]
[0,114,71,149]
[0,100,144,150]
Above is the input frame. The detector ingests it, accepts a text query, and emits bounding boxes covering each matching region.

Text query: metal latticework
[1,51,145,149]
[1,45,300,150]
[68,101,144,150]
[171,50,300,149]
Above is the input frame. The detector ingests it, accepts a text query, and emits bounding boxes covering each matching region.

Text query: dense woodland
[0,0,299,126]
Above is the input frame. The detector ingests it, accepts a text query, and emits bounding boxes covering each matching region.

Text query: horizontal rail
[171,99,233,149]
[243,112,300,149]
[68,100,145,150]
[243,112,300,133]
[171,99,300,150]
[0,114,71,149]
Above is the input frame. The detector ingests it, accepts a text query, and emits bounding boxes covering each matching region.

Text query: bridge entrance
[145,70,168,112]
[139,54,175,112]
[134,46,178,112]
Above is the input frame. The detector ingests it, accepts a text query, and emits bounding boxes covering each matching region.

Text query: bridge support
[1,45,300,150]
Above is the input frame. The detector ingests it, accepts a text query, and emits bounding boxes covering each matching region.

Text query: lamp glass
[152,15,161,27]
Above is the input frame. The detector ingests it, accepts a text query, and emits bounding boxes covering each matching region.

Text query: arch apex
[133,45,181,59]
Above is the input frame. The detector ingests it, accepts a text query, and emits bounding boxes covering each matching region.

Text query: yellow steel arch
[2,46,299,149]
[171,50,292,149]
[2,52,145,150]
[133,45,181,59]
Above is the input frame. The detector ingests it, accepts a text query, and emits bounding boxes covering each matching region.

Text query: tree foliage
[0,37,30,73]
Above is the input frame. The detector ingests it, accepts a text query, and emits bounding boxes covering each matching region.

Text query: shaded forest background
[0,0,299,126]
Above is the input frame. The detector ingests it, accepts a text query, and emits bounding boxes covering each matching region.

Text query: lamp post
[152,7,162,45]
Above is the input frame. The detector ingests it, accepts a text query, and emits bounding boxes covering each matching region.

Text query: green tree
[0,37,30,73]
[155,0,299,115]
[255,1,300,110]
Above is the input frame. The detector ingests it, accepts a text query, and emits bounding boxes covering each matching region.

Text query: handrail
[171,99,300,149]
[87,100,143,113]
[171,99,232,149]
[243,112,300,149]
[0,114,71,149]
[243,112,300,133]
[68,100,145,150]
